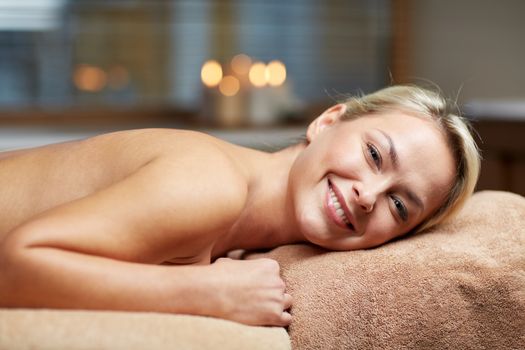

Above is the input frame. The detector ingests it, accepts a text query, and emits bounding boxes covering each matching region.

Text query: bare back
[0,129,248,263]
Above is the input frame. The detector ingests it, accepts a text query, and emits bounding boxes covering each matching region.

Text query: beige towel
[0,309,290,350]
[253,191,525,349]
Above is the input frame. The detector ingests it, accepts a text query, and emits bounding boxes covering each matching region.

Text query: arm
[0,240,217,315]
[0,155,291,326]
[0,157,228,315]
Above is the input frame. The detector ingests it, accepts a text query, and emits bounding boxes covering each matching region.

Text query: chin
[296,209,338,248]
[297,213,357,250]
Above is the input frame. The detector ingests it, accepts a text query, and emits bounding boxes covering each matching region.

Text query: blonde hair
[340,85,481,232]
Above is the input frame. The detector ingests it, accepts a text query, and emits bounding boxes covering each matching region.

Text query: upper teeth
[329,186,350,225]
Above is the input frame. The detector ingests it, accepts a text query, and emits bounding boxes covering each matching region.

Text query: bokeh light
[266,60,286,87]
[201,60,223,87]
[231,54,252,75]
[73,64,107,92]
[219,75,240,96]
[249,62,267,87]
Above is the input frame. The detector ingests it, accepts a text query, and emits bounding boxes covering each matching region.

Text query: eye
[367,143,382,169]
[391,195,408,221]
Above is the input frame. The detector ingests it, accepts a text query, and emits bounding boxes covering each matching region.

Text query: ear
[306,104,348,142]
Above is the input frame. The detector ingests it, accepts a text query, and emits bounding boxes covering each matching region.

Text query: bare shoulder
[0,128,247,237]
[95,128,250,238]
[0,129,249,264]
[147,131,249,231]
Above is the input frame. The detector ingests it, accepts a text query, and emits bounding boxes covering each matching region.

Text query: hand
[208,257,292,326]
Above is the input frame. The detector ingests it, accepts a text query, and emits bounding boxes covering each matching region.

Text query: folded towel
[251,191,525,349]
[0,309,290,350]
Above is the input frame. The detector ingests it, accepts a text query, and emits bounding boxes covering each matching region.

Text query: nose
[352,181,377,213]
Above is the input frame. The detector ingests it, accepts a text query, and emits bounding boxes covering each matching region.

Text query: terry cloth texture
[251,191,525,350]
[0,310,290,350]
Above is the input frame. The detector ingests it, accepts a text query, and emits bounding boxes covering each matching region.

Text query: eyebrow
[375,128,399,169]
[375,128,425,211]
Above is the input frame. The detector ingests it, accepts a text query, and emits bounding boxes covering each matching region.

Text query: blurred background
[0,0,523,194]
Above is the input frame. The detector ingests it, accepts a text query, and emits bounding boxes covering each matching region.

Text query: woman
[0,85,480,327]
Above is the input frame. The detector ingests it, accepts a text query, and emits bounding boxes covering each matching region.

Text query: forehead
[349,110,438,137]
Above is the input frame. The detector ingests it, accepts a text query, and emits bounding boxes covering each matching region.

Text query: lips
[326,178,356,232]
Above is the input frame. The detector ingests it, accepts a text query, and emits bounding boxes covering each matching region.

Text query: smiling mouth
[327,179,355,231]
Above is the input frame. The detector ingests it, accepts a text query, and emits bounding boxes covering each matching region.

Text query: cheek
[293,143,326,177]
[327,148,364,180]
[325,131,368,174]
[288,158,325,224]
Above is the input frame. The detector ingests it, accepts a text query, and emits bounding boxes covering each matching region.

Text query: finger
[226,249,246,260]
[278,311,292,327]
[262,258,280,272]
[283,293,293,310]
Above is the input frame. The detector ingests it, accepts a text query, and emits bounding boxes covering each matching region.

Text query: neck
[215,142,307,256]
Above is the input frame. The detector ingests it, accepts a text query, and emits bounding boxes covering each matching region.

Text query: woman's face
[289,104,455,250]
